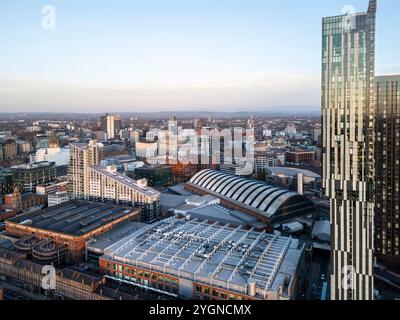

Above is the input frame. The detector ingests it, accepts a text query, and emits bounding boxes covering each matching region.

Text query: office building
[134,165,173,188]
[375,75,400,271]
[322,0,376,300]
[10,161,57,192]
[100,114,122,140]
[254,152,279,173]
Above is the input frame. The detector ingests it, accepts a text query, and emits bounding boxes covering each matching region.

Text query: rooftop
[267,167,321,178]
[7,201,138,237]
[11,161,55,170]
[187,170,315,219]
[90,165,160,198]
[87,220,148,254]
[103,216,304,299]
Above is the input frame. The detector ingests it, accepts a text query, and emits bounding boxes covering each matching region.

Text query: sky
[0,0,399,113]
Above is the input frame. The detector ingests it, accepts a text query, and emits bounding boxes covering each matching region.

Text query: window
[195,285,201,292]
[220,292,227,300]
[212,290,219,297]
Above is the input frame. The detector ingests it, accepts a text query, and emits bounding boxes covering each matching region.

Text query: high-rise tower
[322,0,377,300]
[375,75,400,272]
[68,140,100,200]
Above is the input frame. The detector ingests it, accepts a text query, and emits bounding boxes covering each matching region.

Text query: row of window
[106,263,178,286]
[195,284,244,301]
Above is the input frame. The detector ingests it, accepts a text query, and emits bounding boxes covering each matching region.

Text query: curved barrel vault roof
[188,170,314,220]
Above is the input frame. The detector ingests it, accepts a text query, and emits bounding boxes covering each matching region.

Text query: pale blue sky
[0,0,399,113]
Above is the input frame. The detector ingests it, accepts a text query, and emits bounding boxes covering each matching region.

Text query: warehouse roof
[7,201,138,236]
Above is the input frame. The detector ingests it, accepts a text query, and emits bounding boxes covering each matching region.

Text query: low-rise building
[48,191,69,207]
[4,188,46,214]
[5,200,141,263]
[286,150,315,165]
[99,215,305,300]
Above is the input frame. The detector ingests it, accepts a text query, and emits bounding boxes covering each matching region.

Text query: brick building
[5,200,141,263]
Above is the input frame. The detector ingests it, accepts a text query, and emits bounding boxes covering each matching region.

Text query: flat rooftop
[103,216,304,299]
[11,161,55,170]
[7,201,138,237]
[267,166,321,178]
[87,220,148,254]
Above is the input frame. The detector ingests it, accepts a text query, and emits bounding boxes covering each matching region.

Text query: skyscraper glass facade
[322,0,376,300]
[375,75,400,271]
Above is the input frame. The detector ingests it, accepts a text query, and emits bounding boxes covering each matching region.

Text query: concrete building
[0,138,17,160]
[87,165,160,222]
[286,150,315,165]
[36,180,68,196]
[48,191,69,207]
[135,141,158,159]
[100,114,122,140]
[68,140,101,200]
[68,141,160,222]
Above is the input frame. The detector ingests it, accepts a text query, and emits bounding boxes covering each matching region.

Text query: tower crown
[368,0,377,13]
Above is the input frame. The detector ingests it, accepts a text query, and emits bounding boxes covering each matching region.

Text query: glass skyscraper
[322,0,376,300]
[375,75,400,272]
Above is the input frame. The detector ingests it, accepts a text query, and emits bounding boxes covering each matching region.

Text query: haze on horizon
[0,0,399,113]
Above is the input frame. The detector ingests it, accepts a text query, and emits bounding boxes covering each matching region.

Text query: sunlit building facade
[322,0,376,300]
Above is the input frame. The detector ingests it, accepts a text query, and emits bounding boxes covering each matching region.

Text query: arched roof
[189,170,312,219]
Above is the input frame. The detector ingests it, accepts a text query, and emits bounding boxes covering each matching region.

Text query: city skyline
[0,0,399,113]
